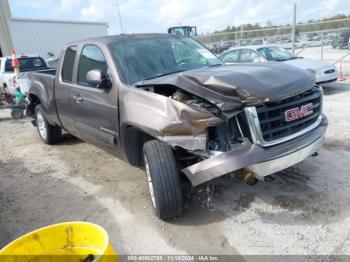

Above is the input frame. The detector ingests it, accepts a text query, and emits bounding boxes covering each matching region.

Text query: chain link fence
[194,18,350,77]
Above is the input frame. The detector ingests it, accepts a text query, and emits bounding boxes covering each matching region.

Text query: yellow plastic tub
[0,222,118,262]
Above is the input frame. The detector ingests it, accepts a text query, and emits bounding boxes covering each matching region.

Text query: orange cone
[338,60,345,81]
[11,50,20,68]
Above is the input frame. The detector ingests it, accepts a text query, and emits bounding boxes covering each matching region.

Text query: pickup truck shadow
[322,81,350,95]
[58,133,82,145]
[323,137,350,152]
[0,116,28,123]
[174,161,347,227]
[0,158,121,251]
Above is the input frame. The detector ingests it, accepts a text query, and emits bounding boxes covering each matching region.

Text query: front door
[71,44,118,151]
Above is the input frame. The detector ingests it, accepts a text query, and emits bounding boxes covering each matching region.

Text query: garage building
[0,0,108,58]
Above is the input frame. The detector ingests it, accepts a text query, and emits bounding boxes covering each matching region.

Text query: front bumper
[182,115,328,187]
[247,134,324,179]
[316,71,338,84]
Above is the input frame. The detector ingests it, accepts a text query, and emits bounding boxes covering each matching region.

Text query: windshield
[110,36,223,84]
[5,57,48,72]
[257,46,297,61]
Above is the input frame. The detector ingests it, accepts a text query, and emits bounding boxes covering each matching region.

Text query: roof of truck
[66,33,180,46]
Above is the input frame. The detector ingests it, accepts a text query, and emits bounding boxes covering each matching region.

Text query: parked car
[251,39,263,45]
[211,41,235,54]
[332,31,350,49]
[0,54,49,95]
[303,37,323,47]
[275,40,303,49]
[323,35,335,46]
[27,34,327,220]
[220,45,338,84]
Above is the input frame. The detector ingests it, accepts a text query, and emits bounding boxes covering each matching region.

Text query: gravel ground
[0,81,350,256]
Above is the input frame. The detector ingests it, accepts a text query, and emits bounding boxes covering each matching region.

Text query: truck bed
[29,70,56,92]
[27,69,59,123]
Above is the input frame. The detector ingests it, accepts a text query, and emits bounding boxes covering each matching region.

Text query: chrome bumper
[247,134,325,179]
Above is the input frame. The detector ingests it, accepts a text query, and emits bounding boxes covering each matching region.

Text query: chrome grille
[245,87,323,147]
[257,89,322,142]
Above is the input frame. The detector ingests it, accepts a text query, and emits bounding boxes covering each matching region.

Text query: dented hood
[136,62,315,111]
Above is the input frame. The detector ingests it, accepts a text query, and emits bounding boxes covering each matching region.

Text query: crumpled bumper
[182,116,328,187]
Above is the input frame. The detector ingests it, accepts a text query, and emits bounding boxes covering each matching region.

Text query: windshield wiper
[143,70,187,81]
[207,63,223,67]
[275,57,298,61]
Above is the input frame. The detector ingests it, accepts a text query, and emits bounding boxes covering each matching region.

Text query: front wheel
[143,140,183,220]
[35,105,61,144]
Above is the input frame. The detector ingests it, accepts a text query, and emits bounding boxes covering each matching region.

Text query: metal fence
[194,18,350,76]
[195,18,350,51]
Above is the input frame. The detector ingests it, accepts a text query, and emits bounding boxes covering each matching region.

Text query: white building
[0,0,108,58]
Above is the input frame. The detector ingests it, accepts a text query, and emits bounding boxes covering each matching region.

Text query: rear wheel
[143,140,183,220]
[11,108,24,119]
[35,105,61,144]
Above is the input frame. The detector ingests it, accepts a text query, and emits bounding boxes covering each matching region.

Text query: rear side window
[77,45,108,87]
[61,46,77,82]
[239,49,263,63]
[220,50,240,63]
[5,57,47,72]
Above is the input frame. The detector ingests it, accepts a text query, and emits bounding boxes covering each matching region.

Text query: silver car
[219,45,338,84]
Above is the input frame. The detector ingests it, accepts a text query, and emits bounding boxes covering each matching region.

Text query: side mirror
[86,69,111,89]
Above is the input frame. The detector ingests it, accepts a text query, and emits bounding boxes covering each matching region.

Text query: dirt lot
[0,81,350,256]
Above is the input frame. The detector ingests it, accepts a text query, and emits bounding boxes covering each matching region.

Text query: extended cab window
[77,45,108,87]
[61,46,77,82]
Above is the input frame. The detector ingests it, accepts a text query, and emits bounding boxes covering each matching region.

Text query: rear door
[71,44,118,150]
[55,45,78,133]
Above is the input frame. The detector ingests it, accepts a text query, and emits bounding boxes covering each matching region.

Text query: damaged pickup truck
[27,34,327,220]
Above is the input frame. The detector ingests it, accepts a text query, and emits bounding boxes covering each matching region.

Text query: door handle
[73,95,84,103]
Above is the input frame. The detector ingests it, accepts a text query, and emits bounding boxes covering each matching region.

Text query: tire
[143,140,183,220]
[35,105,61,144]
[11,108,24,119]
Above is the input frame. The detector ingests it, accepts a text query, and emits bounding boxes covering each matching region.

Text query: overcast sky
[8,0,350,34]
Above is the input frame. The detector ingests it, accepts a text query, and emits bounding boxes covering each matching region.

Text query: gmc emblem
[285,103,314,122]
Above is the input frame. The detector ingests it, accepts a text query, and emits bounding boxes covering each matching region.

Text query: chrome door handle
[73,95,84,103]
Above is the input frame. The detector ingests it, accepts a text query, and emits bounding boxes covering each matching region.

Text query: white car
[0,54,49,95]
[219,45,338,84]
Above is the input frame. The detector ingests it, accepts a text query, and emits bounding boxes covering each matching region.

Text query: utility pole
[116,3,123,34]
[240,26,243,46]
[292,3,297,54]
